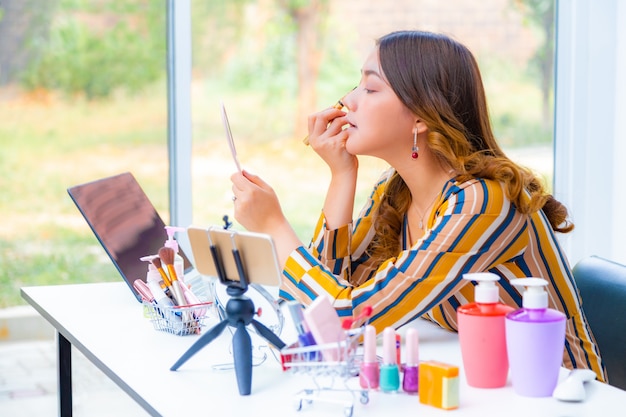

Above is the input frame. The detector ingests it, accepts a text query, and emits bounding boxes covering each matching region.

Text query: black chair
[573,256,626,390]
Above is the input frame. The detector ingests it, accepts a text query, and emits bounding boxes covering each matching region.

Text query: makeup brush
[158,247,186,307]
[150,257,172,288]
[150,257,178,303]
[159,247,196,331]
[140,255,174,300]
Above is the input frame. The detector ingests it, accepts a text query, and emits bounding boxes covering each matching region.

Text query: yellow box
[418,360,459,410]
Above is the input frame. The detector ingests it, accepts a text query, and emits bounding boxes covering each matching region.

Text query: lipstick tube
[379,327,400,392]
[359,325,380,389]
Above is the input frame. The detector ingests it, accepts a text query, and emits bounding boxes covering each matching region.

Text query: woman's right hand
[307,107,359,229]
[307,107,358,176]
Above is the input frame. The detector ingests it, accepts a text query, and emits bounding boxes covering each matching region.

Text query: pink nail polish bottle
[359,325,380,389]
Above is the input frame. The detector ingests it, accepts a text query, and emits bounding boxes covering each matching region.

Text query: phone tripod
[170,240,285,396]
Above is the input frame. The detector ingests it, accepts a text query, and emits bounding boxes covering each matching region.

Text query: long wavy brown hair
[367,31,573,263]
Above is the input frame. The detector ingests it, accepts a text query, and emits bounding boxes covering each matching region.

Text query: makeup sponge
[418,361,459,410]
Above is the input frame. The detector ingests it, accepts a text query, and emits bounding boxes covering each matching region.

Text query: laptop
[67,172,194,302]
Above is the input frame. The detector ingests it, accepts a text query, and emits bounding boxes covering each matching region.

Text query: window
[188,0,556,239]
[0,0,168,307]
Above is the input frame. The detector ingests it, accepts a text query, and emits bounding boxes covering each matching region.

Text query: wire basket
[143,301,213,336]
[280,327,369,417]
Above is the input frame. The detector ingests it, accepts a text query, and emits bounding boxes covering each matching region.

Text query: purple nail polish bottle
[402,328,419,394]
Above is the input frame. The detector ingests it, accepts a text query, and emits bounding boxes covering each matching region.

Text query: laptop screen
[67,172,192,302]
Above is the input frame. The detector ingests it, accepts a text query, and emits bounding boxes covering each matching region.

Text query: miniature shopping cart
[280,327,370,417]
[143,301,213,336]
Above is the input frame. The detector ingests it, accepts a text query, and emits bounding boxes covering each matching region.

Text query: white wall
[554,0,626,266]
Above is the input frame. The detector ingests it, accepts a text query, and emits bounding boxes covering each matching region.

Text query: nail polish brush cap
[382,327,397,365]
[363,325,377,363]
[405,328,419,366]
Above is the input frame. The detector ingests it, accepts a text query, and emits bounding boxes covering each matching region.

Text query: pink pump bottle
[457,272,514,388]
[505,278,566,397]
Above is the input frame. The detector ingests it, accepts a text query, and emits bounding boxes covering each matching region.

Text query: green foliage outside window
[19,0,165,99]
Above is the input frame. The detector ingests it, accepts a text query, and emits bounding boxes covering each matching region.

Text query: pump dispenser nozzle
[164,226,186,284]
[164,226,186,253]
[510,278,549,309]
[463,272,500,303]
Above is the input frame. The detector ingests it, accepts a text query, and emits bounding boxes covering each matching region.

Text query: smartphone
[187,226,281,287]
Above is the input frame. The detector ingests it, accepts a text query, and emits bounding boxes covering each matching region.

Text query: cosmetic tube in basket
[145,263,174,303]
[287,302,318,360]
[360,325,380,389]
[147,280,180,322]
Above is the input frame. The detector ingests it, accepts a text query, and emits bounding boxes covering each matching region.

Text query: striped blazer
[280,169,606,382]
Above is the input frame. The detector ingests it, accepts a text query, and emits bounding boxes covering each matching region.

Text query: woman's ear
[414,120,428,135]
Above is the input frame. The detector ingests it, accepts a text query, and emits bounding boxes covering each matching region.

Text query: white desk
[22,282,626,417]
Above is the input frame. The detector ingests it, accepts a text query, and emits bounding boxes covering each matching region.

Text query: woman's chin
[344,139,358,156]
[344,130,359,153]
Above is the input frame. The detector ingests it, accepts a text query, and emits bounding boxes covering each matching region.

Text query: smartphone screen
[187,226,281,287]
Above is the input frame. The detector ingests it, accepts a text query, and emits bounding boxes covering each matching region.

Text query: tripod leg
[170,319,229,371]
[232,321,253,395]
[250,319,286,350]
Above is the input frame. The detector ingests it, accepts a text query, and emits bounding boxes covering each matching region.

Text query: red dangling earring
[411,128,419,160]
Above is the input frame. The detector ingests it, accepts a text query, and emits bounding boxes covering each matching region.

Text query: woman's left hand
[230,170,286,235]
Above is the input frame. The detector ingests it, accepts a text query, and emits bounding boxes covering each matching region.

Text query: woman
[230,30,606,381]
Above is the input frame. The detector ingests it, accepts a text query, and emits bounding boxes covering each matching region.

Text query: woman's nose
[341,86,357,111]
